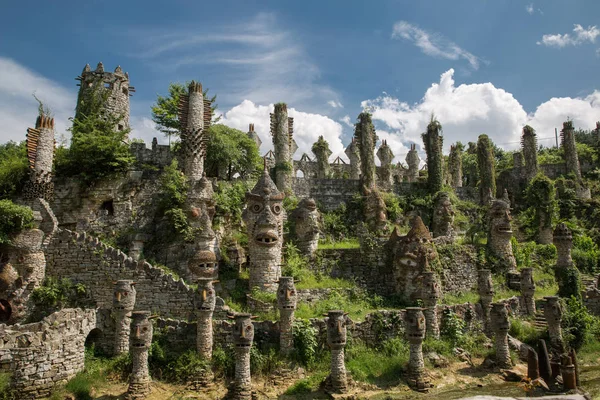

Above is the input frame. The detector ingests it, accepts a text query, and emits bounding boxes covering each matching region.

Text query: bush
[165,350,211,383]
[556,267,582,300]
[212,345,235,378]
[440,308,467,345]
[346,338,408,385]
[214,180,252,227]
[0,200,34,244]
[562,296,600,351]
[0,142,28,200]
[0,373,13,400]
[292,319,319,366]
[29,278,89,321]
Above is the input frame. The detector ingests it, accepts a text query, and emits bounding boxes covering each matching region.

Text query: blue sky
[1,0,599,162]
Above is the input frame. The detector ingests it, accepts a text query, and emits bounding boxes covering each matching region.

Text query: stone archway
[84,328,103,352]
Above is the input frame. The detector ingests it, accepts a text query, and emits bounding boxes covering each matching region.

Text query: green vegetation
[563,296,600,351]
[317,238,360,250]
[214,180,253,227]
[0,199,34,244]
[422,115,444,193]
[477,134,496,203]
[205,124,262,179]
[0,141,28,200]
[0,373,12,400]
[282,244,355,289]
[29,278,89,321]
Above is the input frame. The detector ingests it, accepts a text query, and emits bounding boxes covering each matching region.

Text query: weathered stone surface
[432,191,455,239]
[113,280,136,355]
[290,198,320,258]
[487,199,517,274]
[195,279,216,360]
[544,296,565,354]
[127,311,153,399]
[325,311,348,394]
[490,302,511,368]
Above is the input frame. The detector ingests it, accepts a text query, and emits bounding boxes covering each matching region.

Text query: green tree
[0,141,29,199]
[151,82,219,143]
[477,134,496,203]
[204,125,262,180]
[55,82,134,183]
[0,199,34,244]
[422,115,444,193]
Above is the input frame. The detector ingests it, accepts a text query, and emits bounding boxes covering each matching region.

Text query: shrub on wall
[0,200,34,244]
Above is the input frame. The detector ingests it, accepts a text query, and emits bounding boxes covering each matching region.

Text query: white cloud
[128,12,338,110]
[0,57,75,143]
[526,4,534,14]
[219,100,345,161]
[362,69,600,161]
[538,24,600,48]
[328,100,343,108]
[391,21,482,70]
[340,115,353,128]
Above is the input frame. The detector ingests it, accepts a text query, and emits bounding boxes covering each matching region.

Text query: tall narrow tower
[270,103,297,193]
[75,63,134,132]
[179,81,213,182]
[23,114,55,201]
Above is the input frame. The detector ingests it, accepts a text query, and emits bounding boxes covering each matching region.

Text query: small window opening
[100,200,114,216]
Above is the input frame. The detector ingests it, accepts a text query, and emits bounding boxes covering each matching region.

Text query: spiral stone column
[405,307,429,392]
[520,268,536,316]
[490,303,512,368]
[326,310,348,394]
[477,269,494,336]
[420,272,441,339]
[277,277,297,356]
[230,313,254,400]
[113,280,136,356]
[127,311,154,399]
[544,296,565,354]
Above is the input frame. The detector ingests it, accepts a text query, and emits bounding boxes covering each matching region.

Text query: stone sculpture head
[420,272,441,306]
[405,307,426,344]
[477,269,495,297]
[130,311,154,350]
[232,313,255,348]
[292,198,319,238]
[326,310,348,349]
[363,185,388,231]
[395,217,437,269]
[277,277,297,310]
[520,268,536,296]
[489,199,513,240]
[195,278,216,312]
[113,280,136,313]
[544,296,563,325]
[188,175,216,240]
[242,168,285,249]
[433,192,455,236]
[188,249,218,279]
[490,303,510,334]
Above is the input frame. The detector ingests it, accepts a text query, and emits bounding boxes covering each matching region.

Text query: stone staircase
[533,302,547,330]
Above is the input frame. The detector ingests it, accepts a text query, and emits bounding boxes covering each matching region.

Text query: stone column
[247,123,262,149]
[406,144,420,183]
[554,223,573,268]
[477,269,495,336]
[522,125,538,182]
[432,192,455,239]
[490,303,512,368]
[376,140,394,188]
[477,134,496,205]
[520,268,536,316]
[326,310,348,394]
[127,311,154,399]
[544,296,565,354]
[290,198,320,258]
[277,277,297,356]
[312,135,332,179]
[231,313,254,400]
[270,103,294,193]
[405,307,429,392]
[487,199,517,274]
[354,112,377,189]
[242,166,286,293]
[180,81,211,182]
[23,114,55,201]
[560,354,577,390]
[345,138,361,180]
[561,120,582,179]
[423,118,444,193]
[113,280,137,355]
[448,144,463,188]
[195,278,216,359]
[420,272,441,339]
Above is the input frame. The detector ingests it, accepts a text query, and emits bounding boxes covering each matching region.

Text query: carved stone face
[364,187,387,230]
[490,303,510,333]
[243,186,285,248]
[544,297,563,324]
[326,310,347,349]
[195,278,216,312]
[477,269,494,297]
[405,307,426,343]
[113,280,136,313]
[520,268,535,296]
[489,200,513,239]
[292,198,319,239]
[188,250,217,278]
[420,272,441,305]
[130,311,153,350]
[233,314,254,347]
[277,277,297,310]
[435,193,455,225]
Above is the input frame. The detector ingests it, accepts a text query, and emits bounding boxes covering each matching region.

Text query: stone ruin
[23,114,55,201]
[520,267,536,316]
[277,277,297,356]
[477,269,495,335]
[432,191,455,240]
[404,307,429,392]
[112,280,136,355]
[230,313,255,400]
[376,139,394,189]
[405,143,420,183]
[487,198,518,278]
[179,81,212,181]
[490,302,511,369]
[127,311,155,399]
[289,198,320,258]
[325,310,348,394]
[270,103,297,193]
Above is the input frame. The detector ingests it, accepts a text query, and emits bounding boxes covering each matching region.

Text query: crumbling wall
[45,230,196,320]
[0,308,97,399]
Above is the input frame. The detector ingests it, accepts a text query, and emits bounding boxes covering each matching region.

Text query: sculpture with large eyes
[242,165,286,292]
[490,302,512,368]
[188,249,218,280]
[113,280,136,312]
[326,310,348,350]
[277,277,297,310]
[490,303,510,334]
[127,311,156,398]
[130,311,154,350]
[232,313,255,348]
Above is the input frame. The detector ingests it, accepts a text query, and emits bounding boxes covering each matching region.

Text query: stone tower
[247,123,262,149]
[405,144,420,183]
[354,112,377,189]
[179,81,213,182]
[522,125,538,182]
[345,137,361,180]
[75,63,133,131]
[312,135,332,179]
[448,144,463,188]
[422,118,444,193]
[377,140,394,188]
[560,120,581,179]
[270,103,297,193]
[477,134,496,205]
[23,114,55,201]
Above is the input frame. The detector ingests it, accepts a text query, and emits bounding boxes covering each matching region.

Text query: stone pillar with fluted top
[277,277,297,356]
[113,280,136,356]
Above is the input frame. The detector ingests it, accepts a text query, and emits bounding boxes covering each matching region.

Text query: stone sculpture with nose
[277,277,297,356]
[127,311,155,399]
[326,310,348,393]
[113,280,136,355]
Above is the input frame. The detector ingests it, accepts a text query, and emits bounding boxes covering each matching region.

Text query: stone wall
[292,178,361,211]
[45,229,196,320]
[130,139,173,168]
[0,308,96,399]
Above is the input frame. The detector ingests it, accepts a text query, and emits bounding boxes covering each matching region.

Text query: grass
[509,318,546,347]
[442,290,480,305]
[317,238,360,250]
[294,289,382,321]
[346,338,408,386]
[284,370,328,395]
[295,275,355,290]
